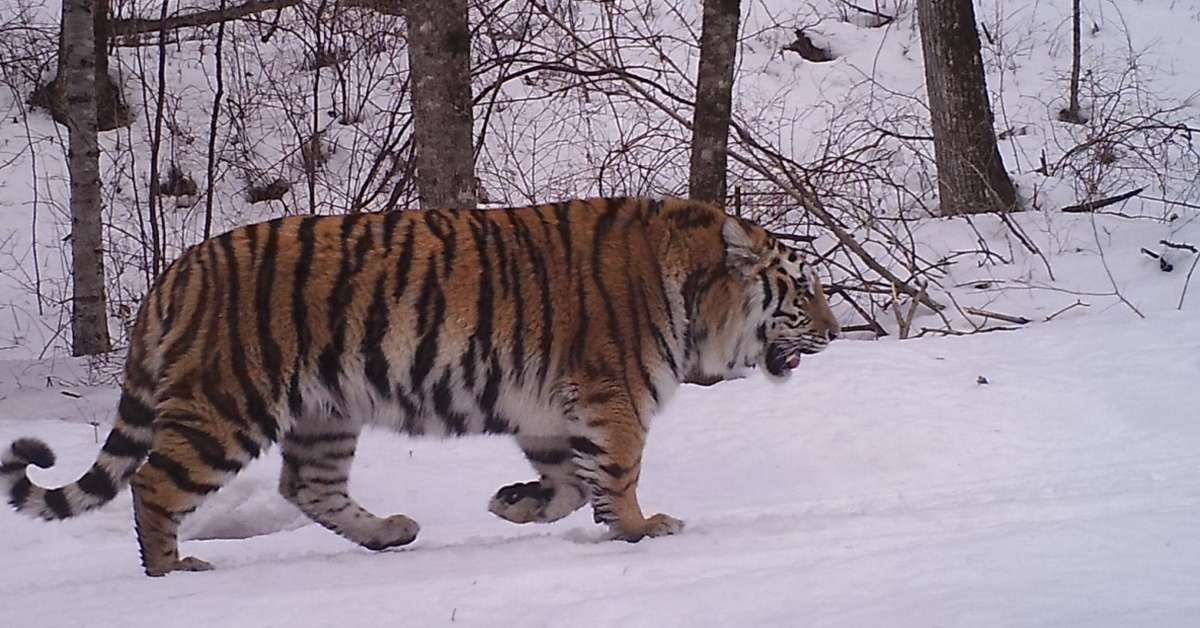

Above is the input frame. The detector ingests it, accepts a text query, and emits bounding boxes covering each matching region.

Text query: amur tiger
[2,197,840,576]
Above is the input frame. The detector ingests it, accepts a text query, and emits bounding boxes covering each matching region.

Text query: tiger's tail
[2,387,157,520]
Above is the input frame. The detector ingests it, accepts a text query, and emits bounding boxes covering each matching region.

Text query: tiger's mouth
[764,341,804,377]
[765,337,830,377]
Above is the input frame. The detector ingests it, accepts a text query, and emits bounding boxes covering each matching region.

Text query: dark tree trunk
[62,0,112,356]
[1059,0,1086,124]
[407,0,476,209]
[916,0,1017,216]
[689,0,741,208]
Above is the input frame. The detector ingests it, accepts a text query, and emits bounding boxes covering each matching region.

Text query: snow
[1,0,1200,625]
[3,301,1200,627]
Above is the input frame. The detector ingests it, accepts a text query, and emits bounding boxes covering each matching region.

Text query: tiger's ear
[722,218,771,275]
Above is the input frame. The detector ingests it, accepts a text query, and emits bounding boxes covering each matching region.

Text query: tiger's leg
[132,405,269,577]
[278,424,419,551]
[567,390,684,542]
[488,435,588,524]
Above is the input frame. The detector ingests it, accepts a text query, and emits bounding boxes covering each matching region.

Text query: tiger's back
[2,197,840,575]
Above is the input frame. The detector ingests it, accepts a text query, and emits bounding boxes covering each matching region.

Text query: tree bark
[32,0,129,130]
[407,0,476,209]
[1059,0,1085,124]
[689,0,740,207]
[916,0,1016,216]
[62,0,112,356]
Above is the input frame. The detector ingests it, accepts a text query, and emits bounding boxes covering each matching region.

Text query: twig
[1044,300,1090,322]
[964,307,1031,325]
[1160,240,1198,254]
[836,0,895,26]
[1180,251,1199,311]
[997,212,1055,281]
[1089,217,1145,319]
[916,325,1020,337]
[1060,187,1144,213]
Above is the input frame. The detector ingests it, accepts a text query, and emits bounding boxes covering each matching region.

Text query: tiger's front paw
[611,513,685,543]
[361,514,420,551]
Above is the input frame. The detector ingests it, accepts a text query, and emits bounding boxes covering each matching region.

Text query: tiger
[1,196,840,576]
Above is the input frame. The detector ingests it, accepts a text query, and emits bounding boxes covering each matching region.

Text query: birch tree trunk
[62,0,112,355]
[688,0,741,208]
[916,0,1017,216]
[407,0,476,209]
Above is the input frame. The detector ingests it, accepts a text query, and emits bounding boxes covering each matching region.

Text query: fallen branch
[1060,187,1144,213]
[837,0,895,27]
[112,0,302,38]
[964,307,1031,325]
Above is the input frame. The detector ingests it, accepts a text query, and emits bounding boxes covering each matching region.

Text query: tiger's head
[684,217,840,385]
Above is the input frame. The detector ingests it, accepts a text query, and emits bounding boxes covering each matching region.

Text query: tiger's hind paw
[611,513,685,543]
[145,555,214,577]
[488,481,554,524]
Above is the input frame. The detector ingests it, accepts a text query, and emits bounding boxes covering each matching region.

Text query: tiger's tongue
[785,352,801,369]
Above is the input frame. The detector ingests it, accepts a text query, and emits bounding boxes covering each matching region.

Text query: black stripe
[320,218,360,402]
[553,201,575,270]
[161,246,212,365]
[410,261,444,390]
[77,467,118,501]
[219,234,279,442]
[160,422,244,473]
[432,372,468,435]
[524,449,570,466]
[8,477,31,508]
[382,210,401,251]
[479,363,502,418]
[487,216,510,296]
[516,212,555,384]
[117,393,155,428]
[147,452,223,495]
[502,214,527,379]
[289,217,318,416]
[568,437,605,457]
[297,475,350,487]
[101,428,148,459]
[285,431,358,448]
[255,219,284,400]
[600,462,629,479]
[466,215,494,389]
[363,274,392,398]
[43,488,72,519]
[233,431,262,460]
[392,221,416,300]
[425,211,457,277]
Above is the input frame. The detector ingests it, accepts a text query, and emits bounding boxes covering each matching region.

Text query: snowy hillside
[1,0,1199,625]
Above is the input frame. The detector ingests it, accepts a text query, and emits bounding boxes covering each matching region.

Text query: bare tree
[1059,0,1086,124]
[406,0,476,209]
[62,0,112,355]
[916,0,1016,215]
[689,0,740,207]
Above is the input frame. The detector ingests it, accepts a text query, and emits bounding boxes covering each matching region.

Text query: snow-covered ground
[3,280,1199,627]
[2,0,1200,624]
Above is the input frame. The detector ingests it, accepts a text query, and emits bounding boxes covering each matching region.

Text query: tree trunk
[1059,0,1085,124]
[689,0,741,208]
[916,0,1016,216]
[32,0,129,131]
[407,0,476,209]
[62,0,112,356]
